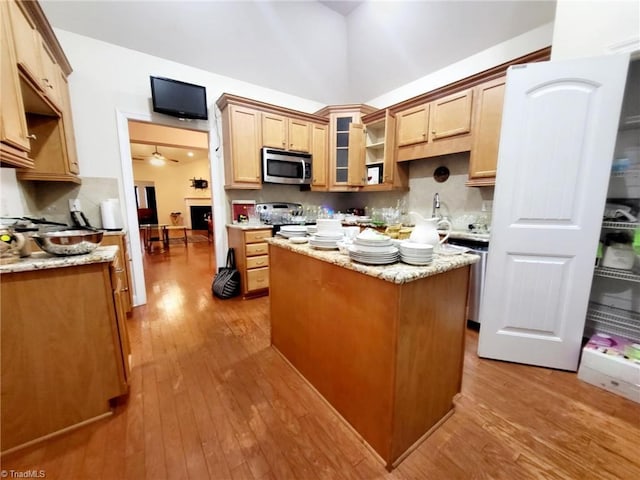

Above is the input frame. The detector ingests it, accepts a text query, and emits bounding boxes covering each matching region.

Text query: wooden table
[268,239,474,470]
[140,224,169,252]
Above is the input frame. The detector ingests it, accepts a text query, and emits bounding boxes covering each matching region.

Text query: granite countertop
[268,237,478,285]
[227,223,272,230]
[447,230,490,243]
[0,245,118,274]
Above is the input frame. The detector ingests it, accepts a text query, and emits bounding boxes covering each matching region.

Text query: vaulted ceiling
[40,1,556,104]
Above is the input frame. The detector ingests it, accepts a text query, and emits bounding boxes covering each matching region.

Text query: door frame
[115,109,219,307]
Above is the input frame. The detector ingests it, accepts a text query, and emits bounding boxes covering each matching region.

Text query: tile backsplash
[7,176,120,227]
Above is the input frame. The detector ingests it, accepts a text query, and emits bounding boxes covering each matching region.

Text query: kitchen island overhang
[267,237,478,469]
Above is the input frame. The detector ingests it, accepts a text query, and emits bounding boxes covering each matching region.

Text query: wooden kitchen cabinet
[227,226,272,297]
[396,89,473,162]
[356,109,408,191]
[1,0,80,180]
[315,104,376,191]
[467,77,506,186]
[396,102,430,147]
[262,112,311,152]
[1,254,130,452]
[0,1,32,167]
[221,104,262,188]
[101,232,134,314]
[311,123,328,190]
[430,88,473,141]
[217,93,329,190]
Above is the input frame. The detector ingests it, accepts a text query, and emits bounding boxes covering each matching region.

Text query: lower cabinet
[227,226,272,298]
[101,232,134,314]
[0,258,130,453]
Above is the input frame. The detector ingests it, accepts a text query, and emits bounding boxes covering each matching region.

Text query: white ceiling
[40,1,556,104]
[130,143,208,165]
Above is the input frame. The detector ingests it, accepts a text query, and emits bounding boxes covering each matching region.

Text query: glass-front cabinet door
[318,105,376,191]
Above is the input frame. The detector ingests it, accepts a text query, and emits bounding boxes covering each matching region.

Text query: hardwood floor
[2,242,639,479]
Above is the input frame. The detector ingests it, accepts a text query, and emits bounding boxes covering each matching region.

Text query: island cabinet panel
[269,244,470,468]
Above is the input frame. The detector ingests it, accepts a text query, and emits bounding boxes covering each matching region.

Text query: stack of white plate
[309,219,343,249]
[348,229,399,265]
[399,242,434,265]
[279,225,308,238]
[309,231,343,250]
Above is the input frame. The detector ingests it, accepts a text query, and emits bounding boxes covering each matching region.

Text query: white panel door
[478,54,630,371]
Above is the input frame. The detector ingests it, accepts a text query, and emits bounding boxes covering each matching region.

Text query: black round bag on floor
[212,248,241,299]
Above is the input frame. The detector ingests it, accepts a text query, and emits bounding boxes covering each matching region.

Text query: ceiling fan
[132,146,179,165]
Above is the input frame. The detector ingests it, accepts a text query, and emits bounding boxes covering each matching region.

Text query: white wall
[365,22,554,108]
[552,0,640,60]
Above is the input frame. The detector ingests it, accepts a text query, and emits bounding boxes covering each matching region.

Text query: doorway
[115,111,213,307]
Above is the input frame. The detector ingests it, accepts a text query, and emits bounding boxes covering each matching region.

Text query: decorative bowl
[32,229,104,256]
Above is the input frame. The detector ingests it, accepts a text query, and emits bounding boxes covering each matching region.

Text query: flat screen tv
[150,76,208,120]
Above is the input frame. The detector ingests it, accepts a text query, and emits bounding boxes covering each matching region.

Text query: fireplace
[190,206,211,230]
[184,197,211,229]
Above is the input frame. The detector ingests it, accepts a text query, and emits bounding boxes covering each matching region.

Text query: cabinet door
[58,72,79,174]
[311,123,328,189]
[382,112,397,184]
[39,40,62,110]
[0,1,31,155]
[262,112,287,149]
[468,78,506,185]
[347,123,365,186]
[229,105,261,185]
[396,103,429,147]
[8,0,44,92]
[288,119,310,152]
[430,89,473,141]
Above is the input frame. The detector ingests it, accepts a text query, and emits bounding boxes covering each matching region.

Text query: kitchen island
[268,237,478,469]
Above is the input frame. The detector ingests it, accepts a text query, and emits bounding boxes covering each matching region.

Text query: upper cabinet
[0,1,31,167]
[216,93,328,190]
[221,104,262,188]
[311,123,328,190]
[1,0,80,182]
[467,77,506,186]
[261,113,311,152]
[315,104,376,191]
[354,110,408,191]
[395,89,473,162]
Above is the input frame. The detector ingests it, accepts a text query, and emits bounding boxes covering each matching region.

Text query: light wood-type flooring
[2,241,639,479]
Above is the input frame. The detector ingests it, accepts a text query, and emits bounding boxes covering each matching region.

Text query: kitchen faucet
[432,193,440,218]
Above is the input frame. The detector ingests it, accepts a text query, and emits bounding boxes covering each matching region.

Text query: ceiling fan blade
[169,158,180,163]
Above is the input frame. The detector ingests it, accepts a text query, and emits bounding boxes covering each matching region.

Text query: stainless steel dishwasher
[448,238,489,324]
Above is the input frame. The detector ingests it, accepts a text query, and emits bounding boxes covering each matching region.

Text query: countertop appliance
[449,237,489,325]
[262,148,312,185]
[255,202,304,232]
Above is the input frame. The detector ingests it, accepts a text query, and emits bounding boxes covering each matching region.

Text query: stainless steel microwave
[262,148,312,185]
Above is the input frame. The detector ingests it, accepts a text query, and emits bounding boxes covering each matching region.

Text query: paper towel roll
[100,198,123,230]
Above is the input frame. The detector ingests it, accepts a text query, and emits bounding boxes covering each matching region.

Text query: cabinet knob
[27,134,37,140]
[431,130,436,135]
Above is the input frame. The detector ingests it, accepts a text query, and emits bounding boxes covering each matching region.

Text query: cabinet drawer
[247,267,269,291]
[245,229,272,243]
[247,255,269,269]
[246,242,268,256]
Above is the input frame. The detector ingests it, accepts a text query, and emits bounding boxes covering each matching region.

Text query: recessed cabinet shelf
[611,169,640,178]
[593,266,640,283]
[601,221,639,230]
[366,141,385,150]
[586,302,640,341]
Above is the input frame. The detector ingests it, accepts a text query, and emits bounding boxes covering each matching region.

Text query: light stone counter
[268,237,478,285]
[226,223,272,231]
[0,246,118,274]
